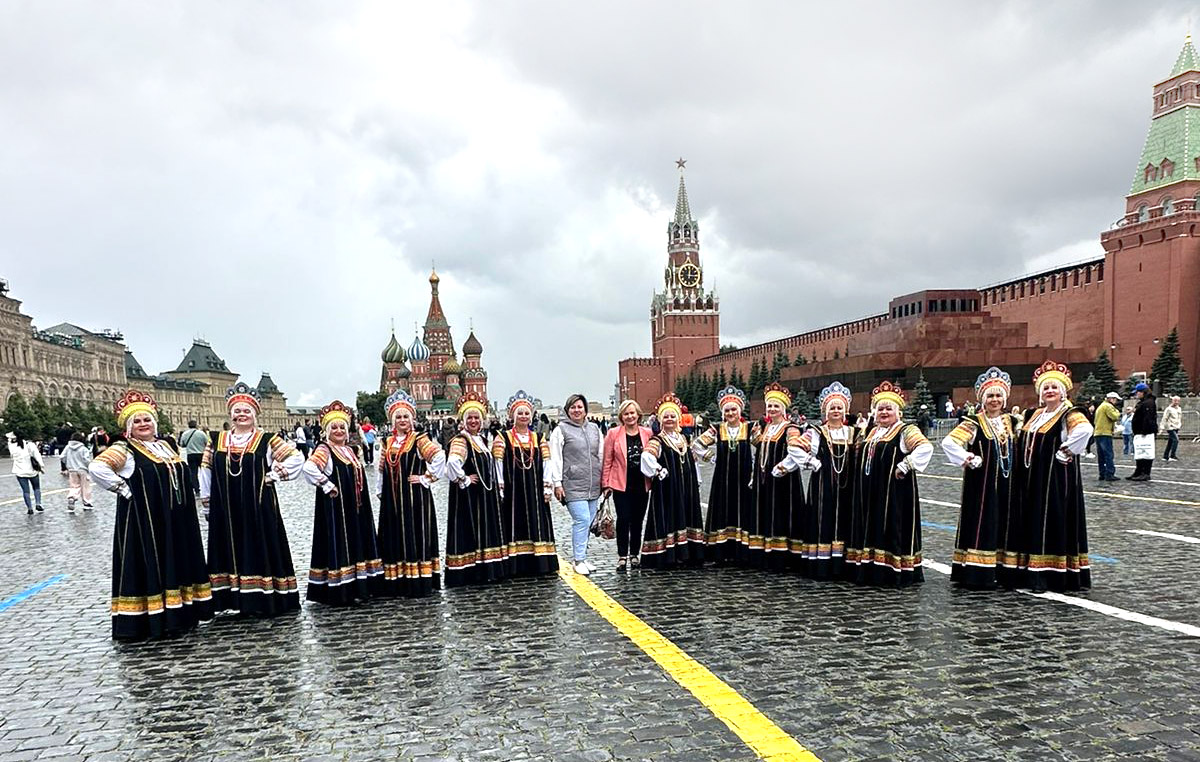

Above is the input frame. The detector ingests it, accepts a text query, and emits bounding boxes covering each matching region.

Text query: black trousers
[612,487,648,558]
[186,453,203,494]
[1133,458,1154,477]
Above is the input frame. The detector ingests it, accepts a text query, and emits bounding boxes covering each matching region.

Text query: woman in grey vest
[548,393,604,575]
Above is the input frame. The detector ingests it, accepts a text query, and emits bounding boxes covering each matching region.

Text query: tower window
[1163,196,1175,215]
[1138,204,1149,222]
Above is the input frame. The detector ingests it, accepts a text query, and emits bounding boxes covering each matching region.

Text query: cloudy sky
[2,1,1193,408]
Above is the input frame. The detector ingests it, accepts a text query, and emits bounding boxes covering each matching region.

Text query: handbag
[1132,434,1155,460]
[589,496,616,540]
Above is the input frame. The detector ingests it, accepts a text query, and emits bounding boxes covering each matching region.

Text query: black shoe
[27,508,33,515]
[35,505,44,512]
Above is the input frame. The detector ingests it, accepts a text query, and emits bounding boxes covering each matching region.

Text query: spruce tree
[1077,373,1103,406]
[1,392,38,441]
[1092,350,1119,395]
[1150,327,1183,386]
[1165,367,1192,397]
[793,352,807,366]
[910,373,935,416]
[717,366,728,391]
[29,393,53,438]
[730,366,746,392]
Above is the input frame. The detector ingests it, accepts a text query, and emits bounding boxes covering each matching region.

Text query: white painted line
[1126,529,1200,545]
[924,555,1200,638]
[1124,478,1200,488]
[923,498,960,509]
[922,559,953,575]
[1022,591,1200,638]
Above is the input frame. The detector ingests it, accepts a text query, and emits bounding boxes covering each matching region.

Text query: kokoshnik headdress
[655,392,683,420]
[114,389,158,428]
[716,385,747,411]
[1032,360,1073,392]
[457,391,488,420]
[225,382,262,413]
[386,389,417,419]
[507,390,535,417]
[319,400,353,429]
[763,381,792,409]
[974,366,1012,401]
[818,381,852,414]
[870,380,906,410]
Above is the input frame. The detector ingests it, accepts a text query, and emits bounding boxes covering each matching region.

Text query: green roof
[1171,36,1198,77]
[1128,38,1200,197]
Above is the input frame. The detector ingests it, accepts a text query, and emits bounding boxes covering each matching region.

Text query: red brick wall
[617,358,666,412]
[981,262,1105,354]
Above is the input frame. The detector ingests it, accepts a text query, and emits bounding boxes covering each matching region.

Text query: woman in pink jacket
[601,400,653,571]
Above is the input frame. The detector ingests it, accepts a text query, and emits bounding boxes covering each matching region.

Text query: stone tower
[1101,35,1200,383]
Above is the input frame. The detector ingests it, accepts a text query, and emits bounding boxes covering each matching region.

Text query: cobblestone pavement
[2,443,1199,761]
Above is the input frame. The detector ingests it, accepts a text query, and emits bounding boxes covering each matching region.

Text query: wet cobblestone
[1,444,1199,760]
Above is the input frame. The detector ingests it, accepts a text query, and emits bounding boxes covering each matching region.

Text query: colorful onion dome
[397,364,411,378]
[443,356,462,374]
[408,332,430,363]
[381,332,407,364]
[463,330,483,356]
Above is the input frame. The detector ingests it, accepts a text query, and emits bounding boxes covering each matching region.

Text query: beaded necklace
[824,424,850,476]
[511,429,536,471]
[131,438,185,503]
[984,414,1013,479]
[224,429,259,478]
[757,419,785,474]
[863,422,899,477]
[1022,405,1062,470]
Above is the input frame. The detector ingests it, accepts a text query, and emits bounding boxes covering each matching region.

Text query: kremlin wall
[619,38,1200,414]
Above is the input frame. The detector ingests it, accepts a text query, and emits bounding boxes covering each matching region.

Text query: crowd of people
[0,354,1118,642]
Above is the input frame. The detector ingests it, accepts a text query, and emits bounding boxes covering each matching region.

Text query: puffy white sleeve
[940,420,979,468]
[547,427,565,488]
[301,445,336,494]
[268,438,305,482]
[88,444,134,495]
[1061,415,1094,456]
[898,428,934,474]
[640,440,663,478]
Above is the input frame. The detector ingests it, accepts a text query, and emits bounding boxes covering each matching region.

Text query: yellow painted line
[558,565,819,761]
[922,474,1200,507]
[0,488,71,507]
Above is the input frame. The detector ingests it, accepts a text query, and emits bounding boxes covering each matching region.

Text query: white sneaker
[1084,453,1096,459]
[584,561,597,573]
[573,561,591,575]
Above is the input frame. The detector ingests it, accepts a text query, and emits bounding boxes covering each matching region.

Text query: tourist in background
[178,419,208,495]
[201,383,303,616]
[88,426,110,457]
[602,399,653,571]
[549,393,604,575]
[361,416,376,465]
[301,400,382,605]
[1012,361,1092,591]
[1162,395,1182,462]
[690,387,753,566]
[445,392,508,587]
[89,390,212,640]
[800,382,860,581]
[1128,383,1158,481]
[850,381,932,588]
[63,432,94,512]
[940,368,1018,589]
[1093,391,1122,482]
[493,390,558,577]
[750,382,808,572]
[7,431,44,514]
[639,393,705,570]
[377,389,445,596]
[1120,406,1134,455]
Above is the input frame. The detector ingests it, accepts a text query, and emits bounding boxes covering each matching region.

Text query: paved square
[2,444,1199,761]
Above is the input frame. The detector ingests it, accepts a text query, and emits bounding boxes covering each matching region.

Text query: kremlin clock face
[679,263,701,287]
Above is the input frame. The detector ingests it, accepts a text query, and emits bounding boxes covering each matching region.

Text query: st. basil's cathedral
[379,269,488,415]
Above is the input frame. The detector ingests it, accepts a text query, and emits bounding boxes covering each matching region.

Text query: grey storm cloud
[0,1,1193,408]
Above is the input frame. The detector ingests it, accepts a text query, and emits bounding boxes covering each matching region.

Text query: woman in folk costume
[850,381,933,587]
[445,392,509,587]
[492,390,558,577]
[601,399,653,571]
[749,382,810,571]
[89,390,213,640]
[201,382,303,616]
[691,386,754,565]
[1012,360,1093,592]
[639,393,705,570]
[798,382,859,581]
[300,400,383,605]
[940,367,1020,590]
[376,389,446,597]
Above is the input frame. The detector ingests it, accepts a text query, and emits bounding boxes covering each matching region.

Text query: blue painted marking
[921,522,1119,564]
[921,521,958,532]
[0,574,67,614]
